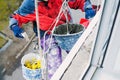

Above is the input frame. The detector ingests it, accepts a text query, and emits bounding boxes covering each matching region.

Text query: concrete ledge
[0,32,13,53]
[0,39,13,53]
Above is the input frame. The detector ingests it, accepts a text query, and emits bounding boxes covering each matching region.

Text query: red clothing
[13,0,85,31]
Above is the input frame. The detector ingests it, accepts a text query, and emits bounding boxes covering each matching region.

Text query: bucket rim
[21,53,41,63]
[53,30,84,36]
[52,23,85,36]
[21,53,41,70]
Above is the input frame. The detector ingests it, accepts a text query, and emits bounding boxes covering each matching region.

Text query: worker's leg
[33,21,45,38]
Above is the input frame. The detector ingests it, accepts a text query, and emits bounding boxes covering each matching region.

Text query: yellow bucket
[21,53,42,80]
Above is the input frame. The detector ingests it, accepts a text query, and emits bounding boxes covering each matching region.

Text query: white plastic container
[21,53,42,80]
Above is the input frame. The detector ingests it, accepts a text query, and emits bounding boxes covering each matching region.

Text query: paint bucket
[53,23,84,51]
[21,53,42,80]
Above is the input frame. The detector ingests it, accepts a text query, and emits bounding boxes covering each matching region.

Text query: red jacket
[12,0,85,31]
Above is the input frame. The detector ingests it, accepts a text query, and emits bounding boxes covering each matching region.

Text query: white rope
[34,0,90,79]
[42,0,70,58]
[50,7,102,80]
[41,0,102,80]
[50,0,70,34]
[35,0,45,80]
[34,1,68,80]
[35,0,42,54]
[42,0,71,64]
[40,1,71,79]
[47,0,72,32]
[42,30,53,80]
[63,1,70,34]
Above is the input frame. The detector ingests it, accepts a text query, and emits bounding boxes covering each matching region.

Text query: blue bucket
[53,23,84,51]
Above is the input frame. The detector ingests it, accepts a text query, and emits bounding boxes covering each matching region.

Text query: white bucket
[21,53,42,80]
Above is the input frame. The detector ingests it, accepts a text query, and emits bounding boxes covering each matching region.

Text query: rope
[41,0,71,64]
[35,0,46,80]
[34,0,101,79]
[49,0,71,34]
[41,1,71,79]
[34,1,66,79]
[35,0,42,55]
[63,1,71,34]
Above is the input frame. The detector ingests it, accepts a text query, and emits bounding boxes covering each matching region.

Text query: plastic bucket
[21,53,42,80]
[53,23,84,51]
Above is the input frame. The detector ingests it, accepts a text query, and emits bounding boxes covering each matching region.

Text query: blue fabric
[11,25,24,38]
[84,1,95,19]
[14,0,35,16]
